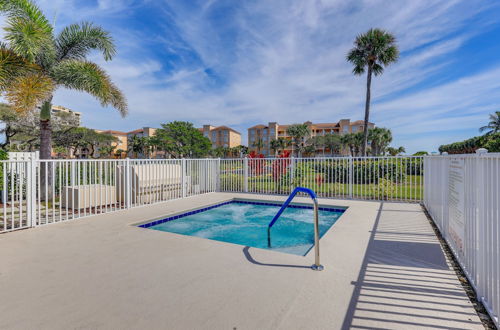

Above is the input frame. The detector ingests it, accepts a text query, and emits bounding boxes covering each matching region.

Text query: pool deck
[0,193,482,329]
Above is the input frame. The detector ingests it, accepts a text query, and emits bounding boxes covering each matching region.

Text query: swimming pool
[139,200,345,255]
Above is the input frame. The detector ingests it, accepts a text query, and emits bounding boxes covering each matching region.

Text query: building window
[270,128,275,136]
[249,129,255,136]
[343,126,349,133]
[212,132,216,140]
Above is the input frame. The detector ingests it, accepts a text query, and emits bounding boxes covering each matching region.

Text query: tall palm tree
[286,124,310,157]
[323,134,342,155]
[479,111,500,135]
[0,0,127,161]
[347,28,399,156]
[276,137,289,155]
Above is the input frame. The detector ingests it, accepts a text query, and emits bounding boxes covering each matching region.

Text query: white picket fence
[424,152,500,327]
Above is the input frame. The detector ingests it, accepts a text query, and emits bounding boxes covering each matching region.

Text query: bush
[220,174,243,191]
[370,178,397,199]
[314,160,406,184]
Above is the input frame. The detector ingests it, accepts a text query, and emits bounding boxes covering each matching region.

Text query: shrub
[370,178,397,199]
[220,174,244,191]
[314,160,406,184]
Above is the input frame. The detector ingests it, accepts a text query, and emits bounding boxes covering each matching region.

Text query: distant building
[247,120,375,156]
[51,105,81,126]
[94,130,128,158]
[199,125,242,148]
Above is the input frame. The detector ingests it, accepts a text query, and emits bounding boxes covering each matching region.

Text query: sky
[7,0,500,153]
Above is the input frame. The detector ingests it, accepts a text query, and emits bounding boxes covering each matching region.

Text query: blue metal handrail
[267,187,323,270]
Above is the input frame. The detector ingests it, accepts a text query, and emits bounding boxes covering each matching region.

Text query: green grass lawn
[221,174,423,201]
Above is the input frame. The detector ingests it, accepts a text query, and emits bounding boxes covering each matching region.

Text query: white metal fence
[424,153,499,327]
[0,156,423,233]
[0,159,218,232]
[220,156,424,201]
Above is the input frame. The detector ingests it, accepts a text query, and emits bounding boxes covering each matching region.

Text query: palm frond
[5,71,54,113]
[56,22,116,61]
[0,41,36,90]
[51,60,127,116]
[0,0,53,61]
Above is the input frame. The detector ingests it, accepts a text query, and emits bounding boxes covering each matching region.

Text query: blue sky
[17,1,500,152]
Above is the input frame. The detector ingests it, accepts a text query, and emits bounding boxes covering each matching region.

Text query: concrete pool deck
[0,193,482,329]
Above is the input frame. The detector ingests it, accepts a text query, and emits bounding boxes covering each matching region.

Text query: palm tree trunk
[40,99,53,201]
[362,65,372,156]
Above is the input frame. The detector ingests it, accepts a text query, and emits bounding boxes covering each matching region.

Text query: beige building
[199,125,241,148]
[248,120,375,156]
[95,130,128,158]
[51,105,82,126]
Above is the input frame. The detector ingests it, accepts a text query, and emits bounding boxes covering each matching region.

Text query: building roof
[248,124,267,129]
[350,120,374,126]
[127,128,144,134]
[97,130,128,135]
[213,126,241,135]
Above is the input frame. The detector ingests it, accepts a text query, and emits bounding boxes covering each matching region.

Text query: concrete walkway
[0,193,482,329]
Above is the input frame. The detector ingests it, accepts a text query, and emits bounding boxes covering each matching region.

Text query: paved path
[0,193,482,329]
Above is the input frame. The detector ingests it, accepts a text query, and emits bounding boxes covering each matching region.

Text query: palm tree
[286,124,310,157]
[275,137,289,155]
[0,0,127,162]
[368,127,392,156]
[128,136,145,158]
[386,146,405,156]
[269,139,280,156]
[347,28,399,156]
[479,111,500,135]
[323,134,342,155]
[252,138,264,154]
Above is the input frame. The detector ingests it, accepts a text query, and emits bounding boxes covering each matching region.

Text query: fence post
[27,157,37,227]
[290,157,295,192]
[125,158,131,209]
[349,156,353,198]
[475,148,487,299]
[182,159,187,198]
[244,157,248,193]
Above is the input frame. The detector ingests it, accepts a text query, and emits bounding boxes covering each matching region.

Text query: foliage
[479,111,500,135]
[370,178,397,199]
[0,0,127,159]
[413,151,428,156]
[271,150,291,181]
[438,133,500,154]
[251,137,264,154]
[154,121,211,158]
[0,102,79,150]
[52,127,118,158]
[386,146,405,156]
[286,124,310,157]
[248,150,264,175]
[368,127,392,155]
[347,28,399,155]
[314,160,406,184]
[341,132,364,156]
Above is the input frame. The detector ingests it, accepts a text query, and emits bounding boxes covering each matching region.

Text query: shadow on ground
[341,202,481,330]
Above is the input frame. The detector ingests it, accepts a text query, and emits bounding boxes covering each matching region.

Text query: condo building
[199,125,242,148]
[247,120,375,156]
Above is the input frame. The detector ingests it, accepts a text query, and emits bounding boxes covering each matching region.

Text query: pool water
[141,200,344,255]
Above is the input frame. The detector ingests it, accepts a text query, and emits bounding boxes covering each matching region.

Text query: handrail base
[311,264,324,271]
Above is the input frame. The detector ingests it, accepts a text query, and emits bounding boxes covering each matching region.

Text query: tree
[386,146,405,156]
[347,28,399,156]
[127,135,146,158]
[323,134,342,155]
[154,121,211,158]
[286,124,310,157]
[1,102,79,150]
[341,132,363,156]
[0,0,127,161]
[413,151,428,156]
[53,127,117,158]
[269,139,281,156]
[479,111,500,135]
[251,138,264,155]
[368,127,392,156]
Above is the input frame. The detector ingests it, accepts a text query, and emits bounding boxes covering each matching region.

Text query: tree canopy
[154,121,211,158]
